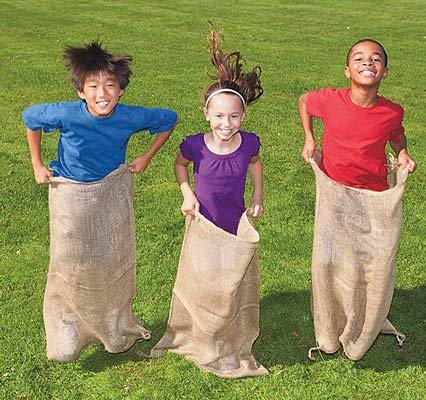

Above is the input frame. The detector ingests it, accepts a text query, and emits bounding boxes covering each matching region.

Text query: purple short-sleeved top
[180,131,260,234]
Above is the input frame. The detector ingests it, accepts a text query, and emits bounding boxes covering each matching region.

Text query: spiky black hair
[63,41,132,91]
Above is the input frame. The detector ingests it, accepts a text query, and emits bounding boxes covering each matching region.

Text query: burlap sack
[151,211,268,378]
[45,165,150,362]
[309,152,408,361]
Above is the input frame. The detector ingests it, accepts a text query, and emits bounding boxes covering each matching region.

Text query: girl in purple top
[175,24,264,234]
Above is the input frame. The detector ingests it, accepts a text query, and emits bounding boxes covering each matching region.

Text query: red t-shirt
[306,88,404,191]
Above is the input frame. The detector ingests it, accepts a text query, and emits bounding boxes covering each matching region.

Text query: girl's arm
[129,126,175,173]
[26,128,52,184]
[390,133,416,172]
[174,152,199,216]
[298,93,316,162]
[248,156,264,218]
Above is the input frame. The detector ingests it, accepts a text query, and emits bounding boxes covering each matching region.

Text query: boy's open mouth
[360,70,376,77]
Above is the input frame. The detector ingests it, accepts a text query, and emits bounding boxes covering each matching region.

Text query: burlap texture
[151,211,268,378]
[45,165,150,362]
[310,152,408,360]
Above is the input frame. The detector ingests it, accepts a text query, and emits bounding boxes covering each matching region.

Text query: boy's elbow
[169,111,178,128]
[26,127,41,135]
[299,93,308,105]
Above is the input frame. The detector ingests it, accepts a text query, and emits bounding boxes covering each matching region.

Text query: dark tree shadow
[254,286,426,371]
[80,286,425,372]
[356,285,426,371]
[255,290,314,367]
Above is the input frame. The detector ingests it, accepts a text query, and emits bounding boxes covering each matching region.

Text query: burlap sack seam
[189,211,260,245]
[49,164,130,185]
[309,155,409,194]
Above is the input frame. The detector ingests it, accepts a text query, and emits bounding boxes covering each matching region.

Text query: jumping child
[151,24,268,377]
[299,39,416,360]
[23,41,177,361]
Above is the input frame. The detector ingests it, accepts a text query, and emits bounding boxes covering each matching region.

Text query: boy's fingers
[302,148,314,162]
[128,164,137,173]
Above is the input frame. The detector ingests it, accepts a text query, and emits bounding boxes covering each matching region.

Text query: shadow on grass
[80,319,166,373]
[80,286,425,373]
[255,290,313,368]
[255,285,426,371]
[357,285,426,372]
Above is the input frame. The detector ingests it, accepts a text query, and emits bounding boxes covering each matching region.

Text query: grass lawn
[1,0,425,399]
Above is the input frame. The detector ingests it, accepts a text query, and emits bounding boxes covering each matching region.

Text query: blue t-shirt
[23,100,177,182]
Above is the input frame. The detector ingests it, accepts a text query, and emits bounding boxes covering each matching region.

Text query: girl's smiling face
[78,71,124,117]
[344,41,388,86]
[203,93,245,143]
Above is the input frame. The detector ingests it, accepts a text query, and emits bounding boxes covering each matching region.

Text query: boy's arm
[129,125,176,174]
[248,156,264,218]
[26,128,52,184]
[299,93,316,162]
[174,152,199,216]
[390,133,416,172]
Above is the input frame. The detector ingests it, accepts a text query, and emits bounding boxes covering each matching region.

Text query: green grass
[1,0,425,399]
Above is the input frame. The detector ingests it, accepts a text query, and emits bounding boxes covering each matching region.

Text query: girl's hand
[33,164,52,184]
[302,137,316,163]
[181,192,199,216]
[398,150,416,173]
[129,153,152,174]
[249,203,264,218]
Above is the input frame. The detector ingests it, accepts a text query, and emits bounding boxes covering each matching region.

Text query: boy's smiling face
[78,71,124,117]
[344,41,388,87]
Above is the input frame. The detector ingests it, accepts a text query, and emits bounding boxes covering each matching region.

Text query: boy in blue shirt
[22,41,177,361]
[24,41,177,183]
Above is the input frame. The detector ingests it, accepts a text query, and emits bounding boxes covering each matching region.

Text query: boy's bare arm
[248,156,264,217]
[129,125,176,173]
[175,152,199,216]
[26,128,52,184]
[390,133,416,172]
[299,93,316,162]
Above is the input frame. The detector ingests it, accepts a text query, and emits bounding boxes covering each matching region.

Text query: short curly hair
[346,38,388,67]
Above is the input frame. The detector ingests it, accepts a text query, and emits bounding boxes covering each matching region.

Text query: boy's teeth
[361,70,375,76]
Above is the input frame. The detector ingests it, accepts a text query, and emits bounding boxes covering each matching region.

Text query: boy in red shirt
[298,39,417,360]
[299,39,416,190]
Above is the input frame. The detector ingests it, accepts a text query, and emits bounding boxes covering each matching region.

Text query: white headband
[205,88,246,108]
